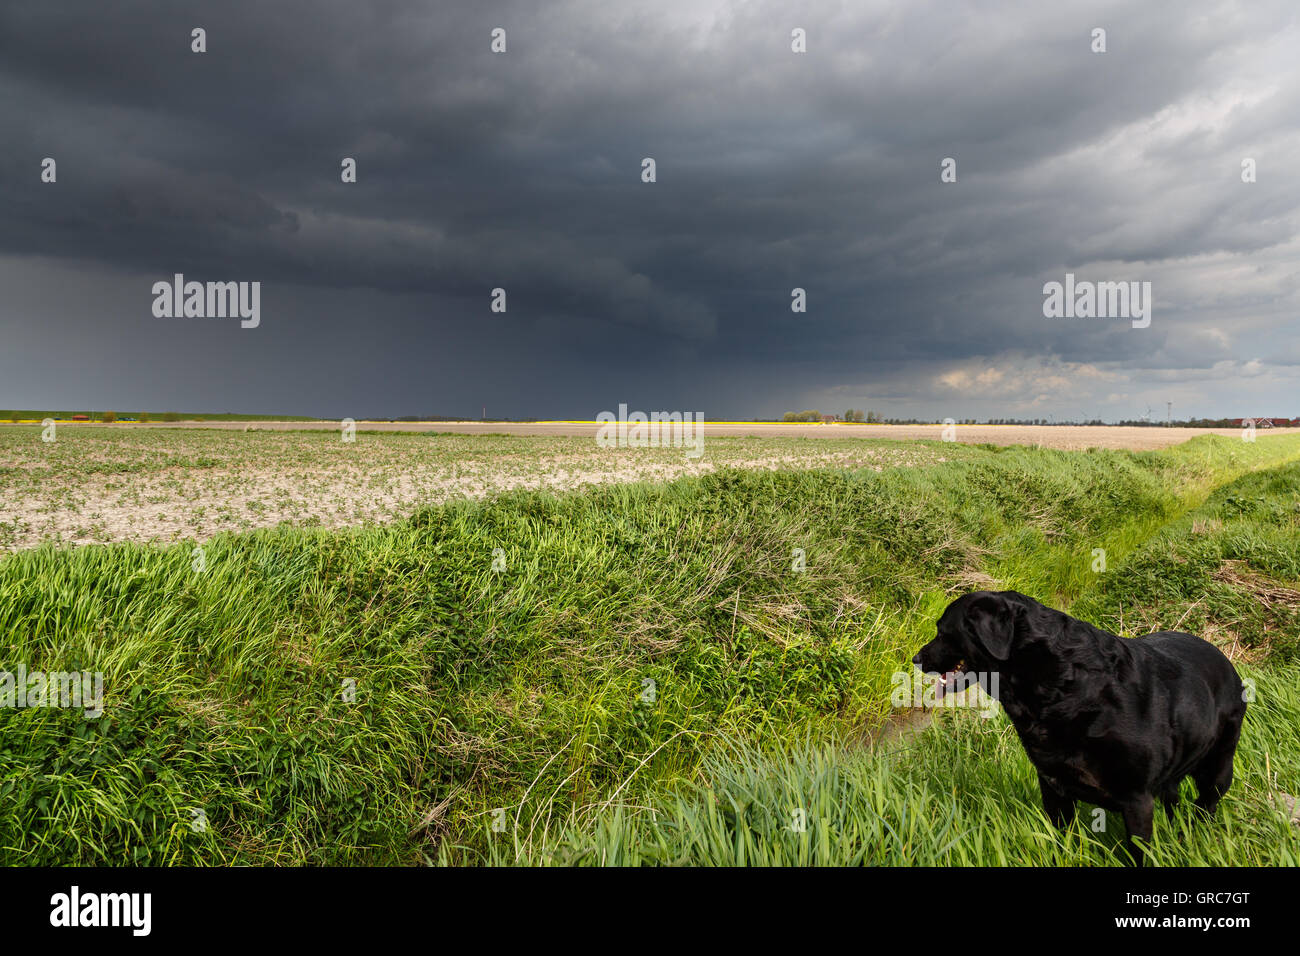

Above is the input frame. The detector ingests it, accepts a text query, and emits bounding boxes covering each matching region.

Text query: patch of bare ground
[1119,562,1300,664]
[0,430,949,552]
[1118,600,1264,665]
[1213,560,1300,613]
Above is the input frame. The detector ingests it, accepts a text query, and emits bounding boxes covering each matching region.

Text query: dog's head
[912,591,1028,696]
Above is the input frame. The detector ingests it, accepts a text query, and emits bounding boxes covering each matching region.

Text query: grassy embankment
[1,434,1297,864]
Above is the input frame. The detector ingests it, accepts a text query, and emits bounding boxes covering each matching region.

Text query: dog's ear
[964,594,1018,661]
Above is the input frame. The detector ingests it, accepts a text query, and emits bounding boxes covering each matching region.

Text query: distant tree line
[780,409,882,423]
[768,415,1298,426]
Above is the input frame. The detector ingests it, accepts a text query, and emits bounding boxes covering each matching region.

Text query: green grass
[1,434,1297,864]
[498,660,1300,866]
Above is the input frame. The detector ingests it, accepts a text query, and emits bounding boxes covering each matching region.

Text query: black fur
[913,590,1246,864]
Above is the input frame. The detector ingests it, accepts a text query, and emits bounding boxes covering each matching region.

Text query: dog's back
[1136,630,1244,710]
[1117,631,1246,788]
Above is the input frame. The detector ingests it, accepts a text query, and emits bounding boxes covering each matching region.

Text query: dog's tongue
[937,670,956,698]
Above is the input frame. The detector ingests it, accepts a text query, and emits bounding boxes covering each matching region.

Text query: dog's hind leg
[1192,714,1244,817]
[1120,794,1154,867]
[1037,773,1075,829]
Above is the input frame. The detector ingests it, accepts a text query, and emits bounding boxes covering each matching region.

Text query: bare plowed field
[3,423,1290,552]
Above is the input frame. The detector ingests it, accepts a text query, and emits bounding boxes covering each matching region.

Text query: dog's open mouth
[935,660,967,699]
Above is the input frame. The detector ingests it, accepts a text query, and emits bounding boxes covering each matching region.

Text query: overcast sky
[2,0,1298,420]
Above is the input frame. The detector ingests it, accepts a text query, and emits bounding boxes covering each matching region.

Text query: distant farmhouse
[1232,417,1299,428]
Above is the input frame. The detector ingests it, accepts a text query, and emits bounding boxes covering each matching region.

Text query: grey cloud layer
[1,0,1297,417]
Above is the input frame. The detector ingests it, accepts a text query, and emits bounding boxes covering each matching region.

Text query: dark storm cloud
[1,0,1298,418]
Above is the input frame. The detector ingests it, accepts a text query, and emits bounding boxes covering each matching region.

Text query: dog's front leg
[1037,773,1075,829]
[1119,794,1154,867]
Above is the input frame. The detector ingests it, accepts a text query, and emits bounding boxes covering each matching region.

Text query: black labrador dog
[913,590,1246,864]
